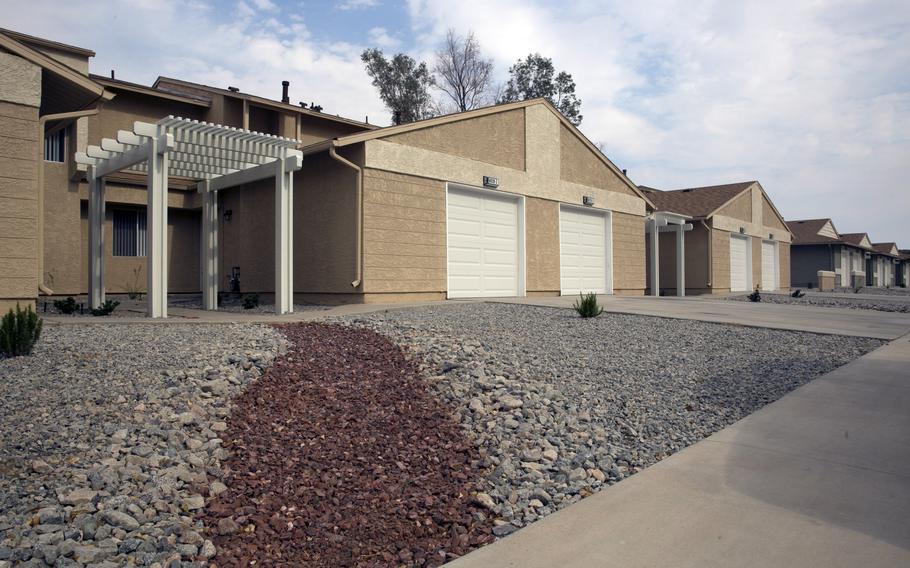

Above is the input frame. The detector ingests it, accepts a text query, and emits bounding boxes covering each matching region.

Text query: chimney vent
[228,86,240,92]
[622,169,628,176]
[281,80,290,104]
[110,69,115,79]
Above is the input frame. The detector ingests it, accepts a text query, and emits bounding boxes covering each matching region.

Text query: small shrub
[791,289,805,298]
[90,299,120,317]
[573,292,603,318]
[1,304,43,357]
[747,287,762,302]
[124,265,145,300]
[53,296,78,315]
[242,293,260,310]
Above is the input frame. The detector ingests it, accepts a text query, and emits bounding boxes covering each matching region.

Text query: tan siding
[752,236,762,290]
[526,198,560,293]
[362,169,447,294]
[762,195,788,231]
[718,190,752,222]
[559,124,636,197]
[712,228,731,293]
[779,242,791,290]
[0,101,38,306]
[386,109,526,171]
[612,211,646,293]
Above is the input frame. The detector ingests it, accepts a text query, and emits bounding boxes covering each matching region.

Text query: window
[113,209,147,257]
[44,129,66,162]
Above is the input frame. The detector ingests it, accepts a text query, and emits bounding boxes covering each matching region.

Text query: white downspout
[328,145,363,288]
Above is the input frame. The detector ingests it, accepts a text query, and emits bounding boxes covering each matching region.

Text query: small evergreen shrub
[53,296,78,315]
[747,287,762,302]
[242,293,260,310]
[90,299,120,317]
[791,289,805,298]
[0,304,43,357]
[573,292,603,318]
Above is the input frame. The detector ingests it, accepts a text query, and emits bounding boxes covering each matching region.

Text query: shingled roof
[840,233,873,249]
[871,242,900,257]
[638,181,755,218]
[786,218,841,245]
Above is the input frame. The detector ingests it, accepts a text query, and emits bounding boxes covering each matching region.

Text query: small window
[44,129,66,162]
[113,209,147,257]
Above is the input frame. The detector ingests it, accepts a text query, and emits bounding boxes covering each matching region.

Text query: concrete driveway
[448,332,910,568]
[497,295,910,339]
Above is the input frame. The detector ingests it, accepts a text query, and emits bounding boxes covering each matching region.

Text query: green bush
[242,293,260,310]
[1,304,43,357]
[90,299,120,317]
[53,296,78,314]
[747,287,762,302]
[573,292,603,318]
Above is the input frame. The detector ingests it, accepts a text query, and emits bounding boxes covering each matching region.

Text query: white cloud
[367,26,400,49]
[250,0,276,10]
[407,0,910,243]
[337,0,378,10]
[1,0,389,126]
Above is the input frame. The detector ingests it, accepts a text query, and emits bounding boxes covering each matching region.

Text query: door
[446,186,521,298]
[761,240,777,291]
[730,234,750,292]
[560,206,610,295]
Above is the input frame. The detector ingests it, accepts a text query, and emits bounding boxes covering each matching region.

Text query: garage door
[447,186,521,298]
[761,240,777,291]
[730,234,750,292]
[560,207,608,295]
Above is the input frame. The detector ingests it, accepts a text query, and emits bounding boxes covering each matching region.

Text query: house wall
[751,236,761,290]
[354,102,648,299]
[711,228,731,293]
[789,244,832,288]
[559,125,637,197]
[722,190,752,223]
[779,242,791,290]
[0,53,41,312]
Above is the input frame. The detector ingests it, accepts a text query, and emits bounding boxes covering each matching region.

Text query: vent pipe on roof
[281,80,290,104]
[228,86,240,92]
[622,169,627,176]
[110,70,115,79]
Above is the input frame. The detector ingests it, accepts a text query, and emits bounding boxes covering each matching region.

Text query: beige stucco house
[639,181,792,295]
[1,28,654,314]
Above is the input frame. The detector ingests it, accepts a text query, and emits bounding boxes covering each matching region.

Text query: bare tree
[434,29,494,112]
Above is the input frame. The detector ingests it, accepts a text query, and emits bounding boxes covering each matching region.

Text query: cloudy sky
[6,0,909,243]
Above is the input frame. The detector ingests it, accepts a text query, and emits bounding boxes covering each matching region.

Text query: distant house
[639,181,791,295]
[870,243,901,287]
[786,220,868,289]
[899,250,910,288]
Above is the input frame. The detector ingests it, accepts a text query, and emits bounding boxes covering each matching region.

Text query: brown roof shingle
[840,233,873,249]
[871,242,899,257]
[638,181,755,218]
[785,218,841,245]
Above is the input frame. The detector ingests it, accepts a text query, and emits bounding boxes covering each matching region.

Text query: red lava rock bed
[200,322,494,567]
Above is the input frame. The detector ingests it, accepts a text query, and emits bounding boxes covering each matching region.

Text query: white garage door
[447,186,521,298]
[761,240,777,291]
[730,234,750,292]
[560,207,609,295]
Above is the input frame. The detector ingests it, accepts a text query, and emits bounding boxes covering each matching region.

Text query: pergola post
[274,152,294,315]
[147,125,169,318]
[649,218,659,296]
[201,181,218,311]
[88,166,105,309]
[676,224,686,297]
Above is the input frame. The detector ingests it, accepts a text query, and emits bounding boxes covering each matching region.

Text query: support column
[201,183,218,310]
[649,218,659,296]
[676,224,686,297]
[88,167,106,309]
[147,126,169,318]
[274,154,294,315]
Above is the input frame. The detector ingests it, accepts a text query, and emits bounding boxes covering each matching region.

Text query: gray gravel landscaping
[729,293,910,312]
[0,323,283,567]
[340,303,884,538]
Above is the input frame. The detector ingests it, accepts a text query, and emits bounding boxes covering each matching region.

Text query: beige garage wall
[386,108,525,171]
[779,242,791,290]
[613,212,646,294]
[559,125,636,198]
[752,236,762,290]
[711,228,731,293]
[526,198,559,294]
[762,195,788,231]
[361,168,446,295]
[721,190,753,223]
[0,97,39,312]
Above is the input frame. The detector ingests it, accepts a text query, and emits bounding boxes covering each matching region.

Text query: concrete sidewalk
[449,333,910,568]
[499,295,910,339]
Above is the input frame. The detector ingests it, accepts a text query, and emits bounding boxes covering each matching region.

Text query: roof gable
[841,233,873,249]
[872,242,899,256]
[638,181,755,218]
[785,219,842,245]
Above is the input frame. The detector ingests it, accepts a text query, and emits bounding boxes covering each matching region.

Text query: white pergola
[647,211,693,297]
[75,116,303,318]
